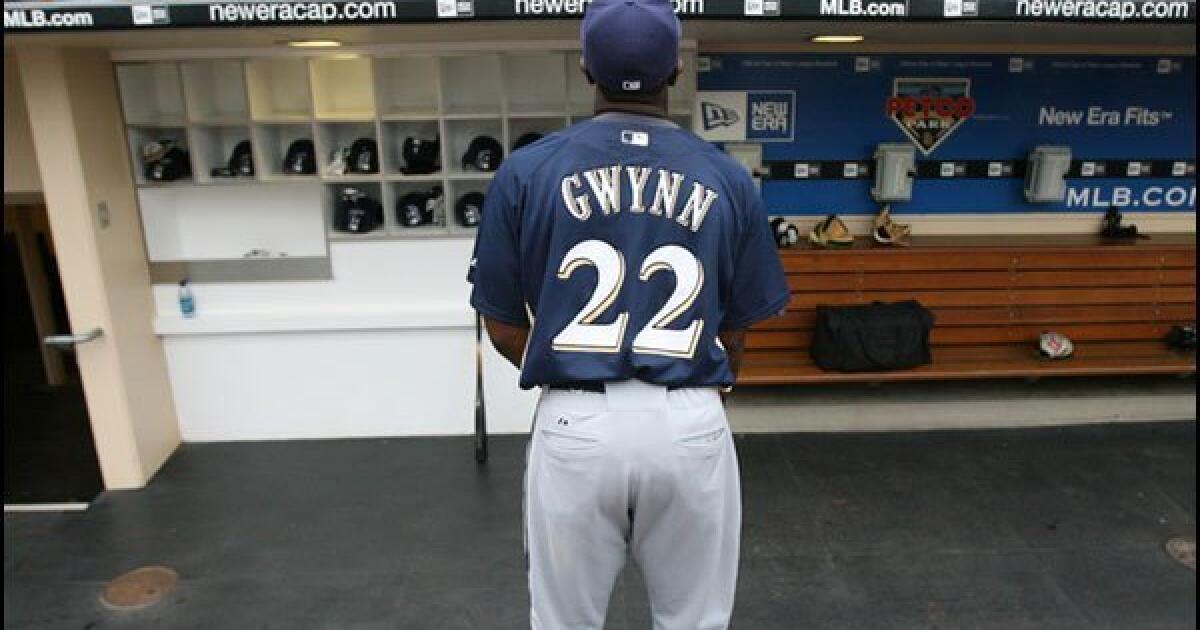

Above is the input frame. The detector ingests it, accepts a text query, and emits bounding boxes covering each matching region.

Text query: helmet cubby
[114,43,700,260]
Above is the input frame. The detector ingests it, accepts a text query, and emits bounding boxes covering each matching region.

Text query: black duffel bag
[810,300,935,372]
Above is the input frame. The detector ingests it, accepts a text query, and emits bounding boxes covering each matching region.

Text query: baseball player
[468,1,790,627]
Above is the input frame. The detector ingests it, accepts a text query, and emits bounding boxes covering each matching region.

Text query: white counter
[155,239,539,441]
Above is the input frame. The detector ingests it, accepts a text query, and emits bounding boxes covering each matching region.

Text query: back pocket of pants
[674,426,728,458]
[537,425,605,459]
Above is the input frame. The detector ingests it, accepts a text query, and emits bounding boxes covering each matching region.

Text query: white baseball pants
[524,379,741,630]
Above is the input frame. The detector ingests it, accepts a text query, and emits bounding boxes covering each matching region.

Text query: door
[3,203,103,507]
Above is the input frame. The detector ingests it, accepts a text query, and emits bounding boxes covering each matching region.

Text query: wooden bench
[740,234,1197,385]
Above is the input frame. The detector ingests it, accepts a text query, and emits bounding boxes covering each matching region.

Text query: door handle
[43,327,104,348]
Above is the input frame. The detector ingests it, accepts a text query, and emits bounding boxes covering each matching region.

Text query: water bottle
[178,278,195,319]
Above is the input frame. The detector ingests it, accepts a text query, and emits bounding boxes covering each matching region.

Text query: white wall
[165,328,474,440]
[157,238,540,441]
[4,53,43,194]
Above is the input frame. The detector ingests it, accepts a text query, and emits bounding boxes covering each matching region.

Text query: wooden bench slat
[786,286,1195,309]
[744,341,1190,365]
[782,252,1018,273]
[753,304,1196,331]
[745,323,1182,351]
[739,358,1196,384]
[1008,304,1197,323]
[738,343,1196,384]
[787,269,1195,292]
[782,234,1195,251]
[782,248,1193,268]
[780,248,1195,274]
[1013,251,1191,270]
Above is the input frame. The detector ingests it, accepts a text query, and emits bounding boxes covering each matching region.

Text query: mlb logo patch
[620,130,650,147]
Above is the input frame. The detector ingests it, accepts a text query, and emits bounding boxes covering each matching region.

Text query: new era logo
[701,102,741,131]
[622,80,642,91]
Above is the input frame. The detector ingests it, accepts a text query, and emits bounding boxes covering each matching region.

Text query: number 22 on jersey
[551,239,705,359]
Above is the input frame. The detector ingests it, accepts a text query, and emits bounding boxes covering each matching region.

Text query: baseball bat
[474,312,488,463]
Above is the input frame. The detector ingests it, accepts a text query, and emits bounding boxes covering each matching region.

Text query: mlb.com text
[1067,186,1197,209]
[820,0,908,16]
[4,8,94,28]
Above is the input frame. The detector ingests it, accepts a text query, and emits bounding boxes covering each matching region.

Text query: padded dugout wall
[696,54,1196,217]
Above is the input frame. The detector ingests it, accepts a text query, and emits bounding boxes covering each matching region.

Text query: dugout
[2,1,1196,496]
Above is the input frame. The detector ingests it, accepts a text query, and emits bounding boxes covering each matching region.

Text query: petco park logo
[886,78,976,154]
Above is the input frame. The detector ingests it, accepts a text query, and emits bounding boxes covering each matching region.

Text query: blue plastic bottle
[179,278,196,318]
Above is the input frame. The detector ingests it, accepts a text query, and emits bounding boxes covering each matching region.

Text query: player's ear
[666,57,683,87]
[579,56,595,85]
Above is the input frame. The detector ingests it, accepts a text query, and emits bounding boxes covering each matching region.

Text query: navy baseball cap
[581,0,681,94]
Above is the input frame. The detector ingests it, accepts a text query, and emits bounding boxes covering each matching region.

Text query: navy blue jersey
[468,113,790,389]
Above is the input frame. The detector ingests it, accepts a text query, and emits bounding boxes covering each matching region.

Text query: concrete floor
[5,422,1196,629]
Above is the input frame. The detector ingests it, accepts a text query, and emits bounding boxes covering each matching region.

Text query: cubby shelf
[509,109,570,118]
[127,117,190,128]
[315,114,378,123]
[322,175,384,183]
[442,109,504,120]
[117,47,698,260]
[380,111,441,122]
[136,180,199,189]
[384,174,445,183]
[190,178,261,187]
[189,115,251,126]
[259,174,320,184]
[253,114,314,123]
[383,226,454,240]
[329,232,397,242]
